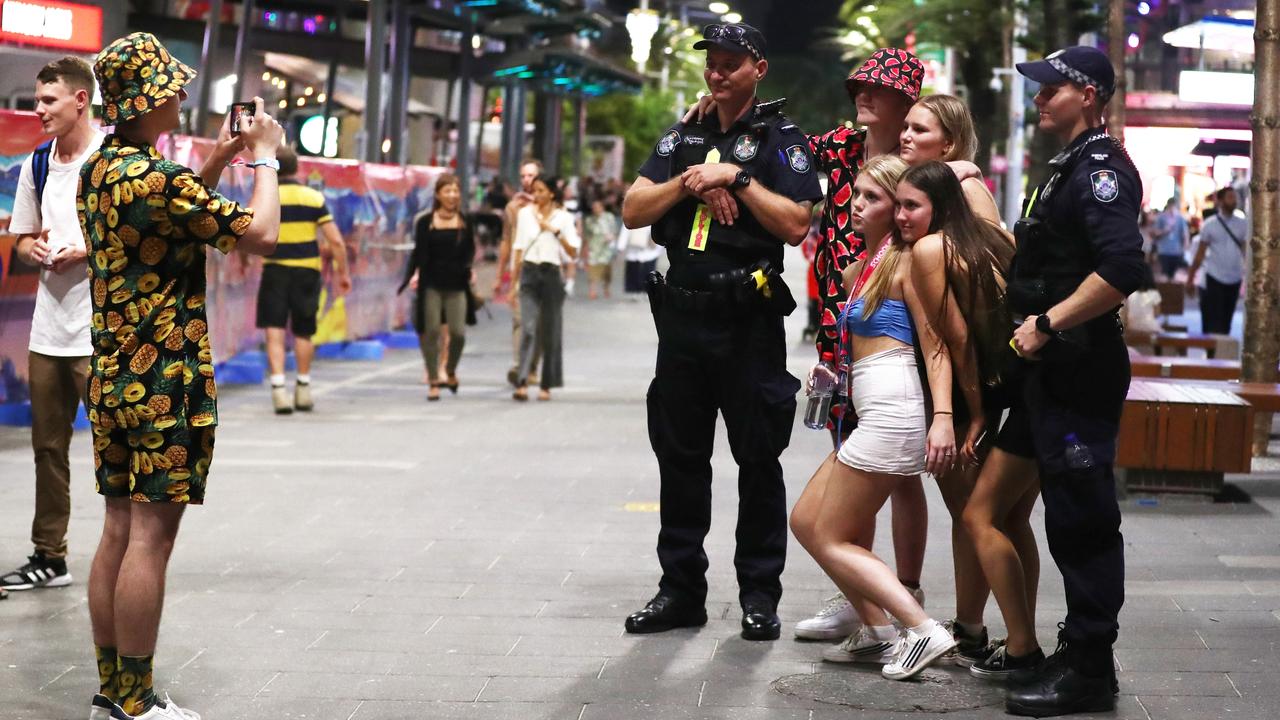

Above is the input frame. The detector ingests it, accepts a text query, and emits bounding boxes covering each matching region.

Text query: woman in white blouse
[511,175,581,401]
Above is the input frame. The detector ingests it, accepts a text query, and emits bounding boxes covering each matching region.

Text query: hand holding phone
[229,102,255,136]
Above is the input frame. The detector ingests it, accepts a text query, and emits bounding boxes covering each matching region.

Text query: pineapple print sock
[116,654,157,715]
[95,646,119,701]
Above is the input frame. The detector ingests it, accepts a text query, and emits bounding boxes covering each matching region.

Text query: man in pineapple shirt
[79,32,283,720]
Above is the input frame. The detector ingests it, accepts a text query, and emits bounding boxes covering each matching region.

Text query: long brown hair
[899,161,1014,385]
[433,173,461,210]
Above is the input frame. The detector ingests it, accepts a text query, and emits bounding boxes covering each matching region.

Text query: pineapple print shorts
[92,417,215,504]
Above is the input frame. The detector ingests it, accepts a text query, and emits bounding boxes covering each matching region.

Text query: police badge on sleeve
[657,130,680,157]
[1091,170,1118,203]
[786,145,811,174]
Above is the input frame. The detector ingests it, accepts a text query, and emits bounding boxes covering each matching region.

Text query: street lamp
[627,2,661,74]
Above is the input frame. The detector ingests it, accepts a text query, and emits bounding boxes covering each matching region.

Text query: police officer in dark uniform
[1003,47,1146,716]
[620,23,821,642]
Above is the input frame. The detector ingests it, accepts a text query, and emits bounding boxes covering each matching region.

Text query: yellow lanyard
[686,147,721,252]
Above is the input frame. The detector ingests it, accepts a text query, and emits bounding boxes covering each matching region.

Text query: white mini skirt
[836,345,927,475]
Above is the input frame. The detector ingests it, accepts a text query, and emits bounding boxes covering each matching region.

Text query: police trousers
[646,299,800,609]
[1023,333,1129,673]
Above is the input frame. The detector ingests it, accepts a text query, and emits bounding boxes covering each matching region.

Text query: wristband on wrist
[933,410,953,416]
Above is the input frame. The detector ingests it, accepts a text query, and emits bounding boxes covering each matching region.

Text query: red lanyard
[837,234,892,373]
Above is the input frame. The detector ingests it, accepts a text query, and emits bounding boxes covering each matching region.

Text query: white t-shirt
[8,131,103,357]
[514,205,580,266]
[1199,210,1250,286]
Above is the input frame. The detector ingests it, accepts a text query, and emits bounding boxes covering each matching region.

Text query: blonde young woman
[896,94,1041,667]
[793,155,965,680]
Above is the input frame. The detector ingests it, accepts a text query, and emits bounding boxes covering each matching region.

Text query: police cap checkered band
[694,23,767,61]
[1048,57,1113,103]
[1016,46,1116,103]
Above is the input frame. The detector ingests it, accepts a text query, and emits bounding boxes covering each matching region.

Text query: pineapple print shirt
[78,134,253,434]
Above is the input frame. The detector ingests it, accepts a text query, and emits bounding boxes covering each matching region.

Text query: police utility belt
[646,260,795,317]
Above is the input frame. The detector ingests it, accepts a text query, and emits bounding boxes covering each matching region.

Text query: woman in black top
[400,173,474,401]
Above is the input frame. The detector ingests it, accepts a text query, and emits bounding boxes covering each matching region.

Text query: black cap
[1016,46,1115,103]
[693,23,767,61]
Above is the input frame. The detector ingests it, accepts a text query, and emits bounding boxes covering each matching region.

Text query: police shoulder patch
[1090,170,1119,203]
[733,133,759,161]
[786,144,811,174]
[657,130,680,157]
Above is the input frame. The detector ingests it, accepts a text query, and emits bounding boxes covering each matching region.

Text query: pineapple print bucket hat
[94,32,196,125]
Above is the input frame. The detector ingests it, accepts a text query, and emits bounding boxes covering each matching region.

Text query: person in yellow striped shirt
[257,145,351,414]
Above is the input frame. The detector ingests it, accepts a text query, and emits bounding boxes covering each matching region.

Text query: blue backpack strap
[31,140,54,206]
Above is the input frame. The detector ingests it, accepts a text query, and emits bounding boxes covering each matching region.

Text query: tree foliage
[584,89,684,174]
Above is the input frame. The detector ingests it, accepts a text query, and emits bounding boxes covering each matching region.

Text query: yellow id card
[687,147,721,252]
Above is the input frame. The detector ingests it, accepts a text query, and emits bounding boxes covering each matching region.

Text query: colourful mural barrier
[0,109,443,405]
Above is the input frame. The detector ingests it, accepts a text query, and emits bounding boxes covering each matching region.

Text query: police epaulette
[754,97,788,117]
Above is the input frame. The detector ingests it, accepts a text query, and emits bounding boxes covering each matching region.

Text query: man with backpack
[1,57,104,593]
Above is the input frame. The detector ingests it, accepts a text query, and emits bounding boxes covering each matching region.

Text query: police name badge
[733,134,759,161]
[1090,170,1118,203]
[786,145,811,174]
[657,130,680,157]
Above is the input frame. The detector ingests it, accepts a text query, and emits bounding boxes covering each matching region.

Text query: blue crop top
[841,296,915,346]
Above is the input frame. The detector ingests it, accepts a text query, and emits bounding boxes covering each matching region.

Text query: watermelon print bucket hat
[94,32,196,125]
[845,48,925,104]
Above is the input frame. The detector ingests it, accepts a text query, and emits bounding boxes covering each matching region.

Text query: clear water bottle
[804,362,837,430]
[1064,433,1095,470]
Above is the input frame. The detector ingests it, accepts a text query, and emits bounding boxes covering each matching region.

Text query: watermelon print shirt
[808,126,870,364]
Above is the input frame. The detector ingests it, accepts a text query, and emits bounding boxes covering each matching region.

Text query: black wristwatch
[1035,314,1055,336]
[733,169,752,190]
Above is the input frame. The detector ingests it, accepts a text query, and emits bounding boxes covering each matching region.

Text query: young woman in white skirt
[791,155,981,680]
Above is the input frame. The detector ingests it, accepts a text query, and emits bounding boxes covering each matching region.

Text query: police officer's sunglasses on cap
[703,24,748,42]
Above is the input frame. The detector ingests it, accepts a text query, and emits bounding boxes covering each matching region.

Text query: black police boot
[1006,658,1115,717]
[740,603,781,641]
[624,593,707,634]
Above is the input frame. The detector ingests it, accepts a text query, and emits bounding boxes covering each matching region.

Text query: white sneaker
[795,593,862,640]
[128,694,201,720]
[821,626,899,664]
[882,620,958,681]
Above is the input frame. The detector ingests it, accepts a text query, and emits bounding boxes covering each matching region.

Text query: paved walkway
[3,258,1280,720]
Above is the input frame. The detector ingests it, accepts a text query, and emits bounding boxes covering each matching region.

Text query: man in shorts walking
[1,57,102,594]
[81,32,283,720]
[256,144,351,414]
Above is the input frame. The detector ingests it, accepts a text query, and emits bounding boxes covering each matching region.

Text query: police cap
[1016,46,1115,104]
[693,23,767,62]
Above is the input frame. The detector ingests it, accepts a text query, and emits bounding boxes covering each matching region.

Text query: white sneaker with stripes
[821,626,900,664]
[0,553,71,590]
[882,620,957,681]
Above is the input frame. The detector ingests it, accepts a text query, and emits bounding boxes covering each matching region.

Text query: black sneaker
[939,619,988,666]
[970,645,1045,681]
[0,553,72,590]
[957,636,1006,668]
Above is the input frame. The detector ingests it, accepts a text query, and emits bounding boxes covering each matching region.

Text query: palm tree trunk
[1244,0,1280,456]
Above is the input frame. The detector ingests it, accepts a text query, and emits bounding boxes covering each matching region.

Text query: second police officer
[620,23,821,641]
[1004,47,1145,717]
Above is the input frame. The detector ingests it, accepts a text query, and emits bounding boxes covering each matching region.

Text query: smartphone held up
[229,102,255,136]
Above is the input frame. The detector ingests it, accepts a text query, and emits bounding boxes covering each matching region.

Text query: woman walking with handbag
[511,175,580,401]
[400,174,475,401]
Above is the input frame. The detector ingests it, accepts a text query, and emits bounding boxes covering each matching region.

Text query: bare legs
[89,499,186,655]
[795,452,931,628]
[265,327,288,377]
[935,462,989,627]
[963,448,1042,656]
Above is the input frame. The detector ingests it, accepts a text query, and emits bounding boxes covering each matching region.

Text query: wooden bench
[1126,332,1239,360]
[1128,351,1241,380]
[1141,377,1280,413]
[1156,281,1186,316]
[1118,380,1254,495]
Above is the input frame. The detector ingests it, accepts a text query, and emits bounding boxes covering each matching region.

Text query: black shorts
[256,264,322,337]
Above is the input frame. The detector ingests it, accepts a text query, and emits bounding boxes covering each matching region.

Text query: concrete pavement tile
[177,695,362,720]
[1222,671,1275,699]
[388,655,606,679]
[1118,671,1239,696]
[475,675,702,705]
[352,700,587,720]
[432,616,625,637]
[1114,648,1275,672]
[256,671,489,701]
[353,595,547,617]
[580,703,812,719]
[1195,626,1280,649]
[1171,595,1280,612]
[311,630,520,655]
[508,635,719,659]
[1136,695,1267,720]
[236,609,444,633]
[179,647,399,674]
[1112,610,1280,629]
[596,655,813,681]
[1113,627,1209,649]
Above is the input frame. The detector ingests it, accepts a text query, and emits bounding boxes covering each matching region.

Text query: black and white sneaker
[957,636,1006,668]
[882,620,956,680]
[970,645,1045,681]
[0,553,72,590]
[939,619,989,666]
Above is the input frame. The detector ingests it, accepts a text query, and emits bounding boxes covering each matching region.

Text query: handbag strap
[1217,213,1246,255]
